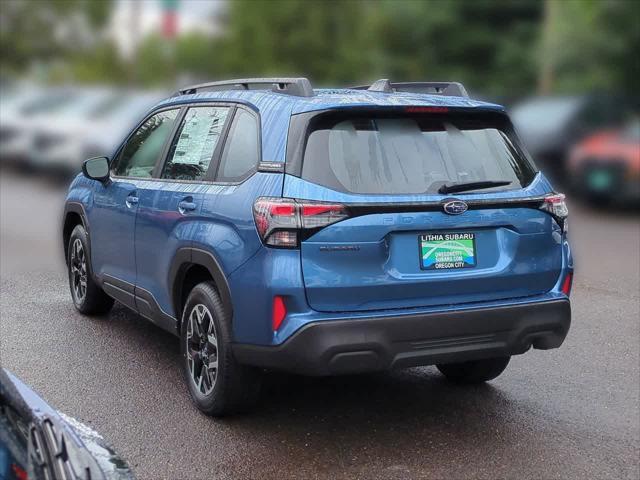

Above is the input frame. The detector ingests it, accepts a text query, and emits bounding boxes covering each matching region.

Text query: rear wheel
[180,282,261,416]
[436,356,510,384]
[67,225,114,315]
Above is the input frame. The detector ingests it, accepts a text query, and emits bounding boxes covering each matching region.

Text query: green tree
[218,0,373,84]
[538,0,640,94]
[217,0,543,95]
[366,0,542,96]
[0,0,113,76]
[176,32,222,79]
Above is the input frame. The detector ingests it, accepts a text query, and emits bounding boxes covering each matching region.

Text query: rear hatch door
[285,108,562,312]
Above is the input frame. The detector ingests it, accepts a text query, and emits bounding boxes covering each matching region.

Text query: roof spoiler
[176,77,314,97]
[351,79,469,98]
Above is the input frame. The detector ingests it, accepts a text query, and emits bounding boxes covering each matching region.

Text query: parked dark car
[568,119,640,204]
[511,95,632,179]
[0,369,134,480]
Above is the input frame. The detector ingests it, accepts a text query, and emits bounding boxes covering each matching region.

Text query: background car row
[0,83,166,179]
[511,95,639,205]
[1,82,637,208]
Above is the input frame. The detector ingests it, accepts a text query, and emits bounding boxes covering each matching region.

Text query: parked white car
[29,90,165,175]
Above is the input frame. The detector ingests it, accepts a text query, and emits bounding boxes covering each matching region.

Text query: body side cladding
[101,274,137,312]
[63,202,89,232]
[134,286,178,334]
[62,202,90,267]
[100,274,179,335]
[169,247,234,334]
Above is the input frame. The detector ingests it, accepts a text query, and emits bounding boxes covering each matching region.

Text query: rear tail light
[253,197,349,248]
[541,193,569,231]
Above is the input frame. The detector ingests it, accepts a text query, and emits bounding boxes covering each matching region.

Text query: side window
[162,106,230,181]
[216,109,259,182]
[113,109,178,178]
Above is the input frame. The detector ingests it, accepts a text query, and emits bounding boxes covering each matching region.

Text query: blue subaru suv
[62,78,573,415]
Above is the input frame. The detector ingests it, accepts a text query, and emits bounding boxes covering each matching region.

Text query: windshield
[300,111,536,195]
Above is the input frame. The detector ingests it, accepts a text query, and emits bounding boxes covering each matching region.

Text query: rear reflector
[272,296,286,331]
[561,272,573,296]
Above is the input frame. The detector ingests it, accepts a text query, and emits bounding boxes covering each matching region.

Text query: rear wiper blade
[438,180,512,194]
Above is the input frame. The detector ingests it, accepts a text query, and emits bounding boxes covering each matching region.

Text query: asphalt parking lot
[1,169,638,480]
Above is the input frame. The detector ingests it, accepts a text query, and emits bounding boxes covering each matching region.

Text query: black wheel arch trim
[63,202,89,230]
[62,202,91,269]
[169,247,233,331]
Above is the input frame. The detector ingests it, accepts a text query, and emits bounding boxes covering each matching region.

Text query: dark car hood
[0,369,134,480]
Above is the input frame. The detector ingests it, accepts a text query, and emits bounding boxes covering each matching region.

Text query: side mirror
[82,157,110,183]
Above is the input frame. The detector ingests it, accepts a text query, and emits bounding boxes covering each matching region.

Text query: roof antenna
[367,79,393,93]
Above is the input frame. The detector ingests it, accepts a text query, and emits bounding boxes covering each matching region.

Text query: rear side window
[114,109,178,178]
[301,111,536,194]
[216,109,259,182]
[162,106,230,181]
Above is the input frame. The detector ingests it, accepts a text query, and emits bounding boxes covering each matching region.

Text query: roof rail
[351,79,469,98]
[177,77,314,97]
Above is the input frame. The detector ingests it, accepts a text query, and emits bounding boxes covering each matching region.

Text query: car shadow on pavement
[103,302,517,426]
[217,369,523,477]
[105,302,515,426]
[255,367,511,422]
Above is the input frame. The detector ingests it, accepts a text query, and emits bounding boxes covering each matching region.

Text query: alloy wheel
[186,304,219,395]
[70,238,87,303]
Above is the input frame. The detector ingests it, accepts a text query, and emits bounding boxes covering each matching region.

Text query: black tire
[67,225,114,315]
[436,356,510,384]
[180,282,261,416]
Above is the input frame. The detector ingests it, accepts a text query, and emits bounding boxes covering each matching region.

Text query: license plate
[419,232,476,270]
[587,170,613,191]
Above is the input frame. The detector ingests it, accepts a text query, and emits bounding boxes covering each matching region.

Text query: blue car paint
[300,208,562,312]
[64,87,573,349]
[132,179,206,318]
[193,173,284,278]
[88,179,138,285]
[229,209,573,345]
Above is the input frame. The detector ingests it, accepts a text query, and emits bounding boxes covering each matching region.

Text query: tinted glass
[217,109,259,182]
[301,112,536,195]
[162,106,230,181]
[114,109,178,178]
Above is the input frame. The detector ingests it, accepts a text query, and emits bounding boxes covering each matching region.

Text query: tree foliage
[0,0,113,75]
[538,0,640,94]
[1,0,637,95]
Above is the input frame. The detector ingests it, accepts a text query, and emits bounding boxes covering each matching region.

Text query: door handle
[178,200,197,214]
[125,195,139,208]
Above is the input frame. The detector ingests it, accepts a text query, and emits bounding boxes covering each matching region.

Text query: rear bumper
[233,298,571,375]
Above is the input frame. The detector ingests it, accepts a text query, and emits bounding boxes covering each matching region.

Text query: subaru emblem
[443,200,468,215]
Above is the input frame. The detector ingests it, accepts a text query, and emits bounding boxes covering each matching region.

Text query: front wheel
[67,225,114,315]
[436,356,510,384]
[180,282,261,416]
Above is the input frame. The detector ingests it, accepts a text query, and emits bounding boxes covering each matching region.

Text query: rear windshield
[300,111,536,195]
